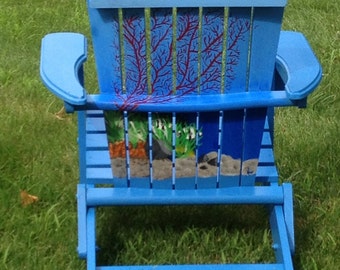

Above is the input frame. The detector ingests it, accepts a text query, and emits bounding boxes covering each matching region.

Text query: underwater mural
[105,111,258,182]
[103,8,260,183]
[110,8,252,110]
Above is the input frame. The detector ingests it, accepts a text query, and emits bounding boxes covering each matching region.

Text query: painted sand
[111,152,258,180]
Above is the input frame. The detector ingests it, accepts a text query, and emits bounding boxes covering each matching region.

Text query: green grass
[0,0,339,269]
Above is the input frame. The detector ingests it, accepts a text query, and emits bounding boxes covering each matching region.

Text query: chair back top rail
[90,0,287,9]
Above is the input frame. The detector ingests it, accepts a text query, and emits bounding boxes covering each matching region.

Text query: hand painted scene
[101,8,264,185]
[105,111,259,185]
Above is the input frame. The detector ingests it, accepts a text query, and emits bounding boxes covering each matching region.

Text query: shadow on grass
[96,205,273,266]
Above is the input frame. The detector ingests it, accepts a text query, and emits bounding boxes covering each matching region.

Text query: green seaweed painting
[105,111,202,158]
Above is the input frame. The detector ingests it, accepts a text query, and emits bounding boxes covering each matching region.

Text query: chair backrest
[86,0,286,189]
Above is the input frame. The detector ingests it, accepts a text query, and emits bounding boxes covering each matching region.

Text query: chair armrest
[276,31,322,100]
[40,33,87,106]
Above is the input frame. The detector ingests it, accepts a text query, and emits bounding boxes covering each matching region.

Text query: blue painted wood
[176,8,200,95]
[40,19,321,110]
[77,184,87,258]
[283,183,295,253]
[196,8,244,187]
[277,31,323,100]
[123,9,148,97]
[40,33,87,105]
[85,112,113,185]
[89,0,287,9]
[87,8,122,94]
[86,185,284,206]
[150,8,173,95]
[259,149,275,166]
[86,133,109,149]
[223,7,252,185]
[39,0,323,269]
[87,207,96,269]
[78,111,87,184]
[240,7,284,184]
[199,7,224,93]
[84,90,303,112]
[225,7,251,93]
[81,112,278,187]
[248,7,284,92]
[270,205,294,268]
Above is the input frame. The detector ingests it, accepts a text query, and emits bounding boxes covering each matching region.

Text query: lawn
[0,0,339,269]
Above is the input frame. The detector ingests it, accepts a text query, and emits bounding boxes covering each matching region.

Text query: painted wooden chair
[40,0,322,269]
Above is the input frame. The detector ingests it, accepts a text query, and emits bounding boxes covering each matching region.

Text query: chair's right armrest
[276,31,322,101]
[40,33,87,107]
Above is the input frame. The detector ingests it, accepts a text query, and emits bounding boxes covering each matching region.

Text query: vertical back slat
[150,8,174,95]
[221,7,252,186]
[225,7,252,92]
[176,8,200,95]
[122,9,148,96]
[200,7,224,93]
[241,7,284,185]
[87,8,122,94]
[248,7,284,91]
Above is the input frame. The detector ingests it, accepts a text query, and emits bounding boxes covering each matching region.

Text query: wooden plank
[240,7,284,185]
[176,8,200,95]
[86,185,284,206]
[225,7,252,93]
[200,7,224,94]
[85,90,296,112]
[248,7,284,92]
[222,7,252,186]
[150,8,174,95]
[86,133,109,149]
[123,9,148,97]
[90,0,287,9]
[86,150,111,167]
[87,7,122,94]
[86,115,107,132]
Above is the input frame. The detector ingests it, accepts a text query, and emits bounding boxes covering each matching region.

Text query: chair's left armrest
[40,33,87,107]
[276,31,322,101]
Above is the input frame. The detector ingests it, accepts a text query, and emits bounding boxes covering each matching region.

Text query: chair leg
[283,183,295,254]
[270,205,294,270]
[87,207,97,270]
[77,184,87,259]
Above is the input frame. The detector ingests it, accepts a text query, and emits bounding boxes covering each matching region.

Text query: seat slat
[86,116,107,133]
[87,150,111,167]
[86,133,109,149]
[87,168,114,182]
[259,148,275,166]
[256,166,278,183]
[261,131,273,148]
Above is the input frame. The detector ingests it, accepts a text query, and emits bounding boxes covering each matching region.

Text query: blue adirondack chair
[40,0,322,269]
